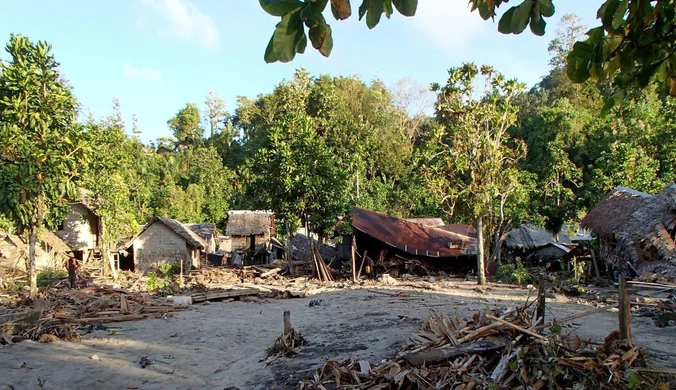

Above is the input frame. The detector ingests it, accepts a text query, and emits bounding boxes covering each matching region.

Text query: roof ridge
[615,186,652,198]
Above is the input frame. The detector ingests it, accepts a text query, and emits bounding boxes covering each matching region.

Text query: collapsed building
[0,230,70,271]
[581,184,676,279]
[349,207,478,275]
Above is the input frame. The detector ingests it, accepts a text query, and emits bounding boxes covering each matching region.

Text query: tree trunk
[27,225,38,299]
[493,231,500,270]
[477,217,486,285]
[285,222,294,276]
[497,194,505,268]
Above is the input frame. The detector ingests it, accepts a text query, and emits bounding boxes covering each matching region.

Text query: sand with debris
[1,280,675,389]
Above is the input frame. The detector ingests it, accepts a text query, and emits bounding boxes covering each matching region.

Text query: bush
[37,269,67,287]
[146,271,168,292]
[498,257,532,286]
[158,263,181,278]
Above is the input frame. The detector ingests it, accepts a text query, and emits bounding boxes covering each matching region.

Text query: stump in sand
[266,311,307,360]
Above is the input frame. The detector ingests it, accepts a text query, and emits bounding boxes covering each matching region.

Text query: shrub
[146,271,168,291]
[37,268,67,287]
[158,263,181,278]
[498,257,532,286]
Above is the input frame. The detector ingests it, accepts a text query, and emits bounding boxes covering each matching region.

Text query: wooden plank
[260,268,281,278]
[403,339,506,367]
[626,280,676,289]
[191,288,260,302]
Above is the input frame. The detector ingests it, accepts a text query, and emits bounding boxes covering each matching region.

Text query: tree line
[2,14,675,296]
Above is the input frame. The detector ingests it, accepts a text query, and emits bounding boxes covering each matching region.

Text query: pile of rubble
[299,304,663,389]
[1,284,187,343]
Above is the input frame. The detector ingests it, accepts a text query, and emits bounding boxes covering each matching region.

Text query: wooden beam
[283,311,291,335]
[403,339,506,367]
[619,273,632,345]
[191,288,259,303]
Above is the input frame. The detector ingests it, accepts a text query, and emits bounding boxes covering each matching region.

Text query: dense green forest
[2,14,675,264]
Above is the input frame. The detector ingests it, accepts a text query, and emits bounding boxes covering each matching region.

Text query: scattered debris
[0,286,188,341]
[139,356,152,368]
[308,299,322,308]
[300,303,653,389]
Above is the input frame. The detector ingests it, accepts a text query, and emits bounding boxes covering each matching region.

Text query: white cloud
[409,0,485,50]
[140,0,219,49]
[122,62,163,84]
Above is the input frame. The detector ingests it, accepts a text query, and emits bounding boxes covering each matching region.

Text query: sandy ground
[1,280,675,390]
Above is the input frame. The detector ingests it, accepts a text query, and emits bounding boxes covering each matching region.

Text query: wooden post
[283,311,291,336]
[537,274,546,323]
[179,255,184,287]
[351,234,357,283]
[476,217,486,285]
[590,248,601,279]
[356,251,367,280]
[618,273,632,345]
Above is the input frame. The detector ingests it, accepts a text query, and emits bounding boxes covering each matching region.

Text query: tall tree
[204,90,227,139]
[0,35,89,298]
[82,102,141,276]
[167,103,202,148]
[248,113,351,241]
[425,64,527,284]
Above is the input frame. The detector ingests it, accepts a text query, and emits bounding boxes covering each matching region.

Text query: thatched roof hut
[152,217,208,250]
[38,231,71,254]
[225,211,274,237]
[617,185,676,267]
[581,186,651,236]
[581,184,676,278]
[184,223,219,252]
[504,224,571,250]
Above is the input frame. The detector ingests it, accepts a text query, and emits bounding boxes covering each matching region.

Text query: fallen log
[403,339,506,367]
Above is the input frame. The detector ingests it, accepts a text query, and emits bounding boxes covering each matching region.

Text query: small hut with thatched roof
[225,210,275,253]
[581,184,676,278]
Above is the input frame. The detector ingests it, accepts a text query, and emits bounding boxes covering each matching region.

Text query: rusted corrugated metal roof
[352,207,477,258]
[437,224,477,238]
[403,218,445,227]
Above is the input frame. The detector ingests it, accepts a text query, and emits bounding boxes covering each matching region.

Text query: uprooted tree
[0,35,90,298]
[259,0,676,102]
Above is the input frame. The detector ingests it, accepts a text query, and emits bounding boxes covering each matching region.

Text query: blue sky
[0,0,600,143]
